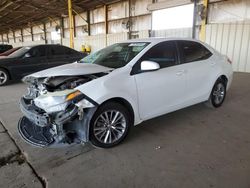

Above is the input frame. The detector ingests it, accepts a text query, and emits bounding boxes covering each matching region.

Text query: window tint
[29,46,46,57]
[66,47,78,55]
[179,41,212,63]
[0,45,12,52]
[140,41,177,68]
[50,46,66,56]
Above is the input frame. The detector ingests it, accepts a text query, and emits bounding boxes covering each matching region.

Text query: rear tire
[0,68,9,86]
[206,78,226,108]
[90,102,131,148]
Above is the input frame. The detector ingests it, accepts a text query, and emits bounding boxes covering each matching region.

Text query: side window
[140,41,177,68]
[29,46,46,57]
[179,41,212,63]
[66,47,78,55]
[50,46,66,56]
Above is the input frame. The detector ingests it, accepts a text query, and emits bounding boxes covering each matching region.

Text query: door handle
[176,70,185,76]
[211,62,216,66]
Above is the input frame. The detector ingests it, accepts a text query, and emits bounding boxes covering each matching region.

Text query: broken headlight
[34,90,83,114]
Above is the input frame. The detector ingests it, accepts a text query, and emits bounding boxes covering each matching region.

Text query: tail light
[227,58,232,64]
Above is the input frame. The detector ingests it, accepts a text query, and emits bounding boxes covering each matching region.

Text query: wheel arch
[0,67,11,80]
[99,97,135,125]
[219,75,228,85]
[207,74,229,101]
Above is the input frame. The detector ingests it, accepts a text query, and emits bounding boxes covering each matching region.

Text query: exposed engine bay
[18,73,107,147]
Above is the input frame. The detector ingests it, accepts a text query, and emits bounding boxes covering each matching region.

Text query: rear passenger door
[177,40,213,104]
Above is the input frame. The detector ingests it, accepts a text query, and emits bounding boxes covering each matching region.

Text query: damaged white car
[18,38,233,148]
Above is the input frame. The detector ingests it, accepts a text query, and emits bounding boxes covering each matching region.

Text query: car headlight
[34,90,83,114]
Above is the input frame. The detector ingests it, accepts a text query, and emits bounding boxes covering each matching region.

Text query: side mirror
[140,61,160,72]
[24,53,31,58]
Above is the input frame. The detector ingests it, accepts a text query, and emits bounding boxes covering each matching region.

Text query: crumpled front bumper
[18,97,98,147]
[18,97,54,147]
[19,97,50,127]
[18,117,54,147]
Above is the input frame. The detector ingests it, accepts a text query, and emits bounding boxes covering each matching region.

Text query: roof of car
[122,37,201,43]
[0,44,12,46]
[20,44,69,48]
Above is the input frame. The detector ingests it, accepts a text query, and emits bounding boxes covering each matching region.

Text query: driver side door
[132,41,187,120]
[13,46,48,78]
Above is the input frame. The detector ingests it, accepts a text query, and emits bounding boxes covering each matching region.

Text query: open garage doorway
[151,3,194,38]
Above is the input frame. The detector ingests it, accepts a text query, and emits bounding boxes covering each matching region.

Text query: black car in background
[0,44,13,53]
[0,44,87,85]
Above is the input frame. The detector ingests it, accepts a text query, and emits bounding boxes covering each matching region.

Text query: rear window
[0,45,12,52]
[178,41,212,63]
[50,46,67,56]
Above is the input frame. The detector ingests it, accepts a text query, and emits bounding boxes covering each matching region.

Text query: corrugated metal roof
[0,0,118,33]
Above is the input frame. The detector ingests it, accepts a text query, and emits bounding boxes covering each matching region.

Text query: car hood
[24,63,113,79]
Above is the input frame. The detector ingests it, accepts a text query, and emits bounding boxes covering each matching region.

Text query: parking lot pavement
[0,121,43,188]
[0,73,250,188]
[0,121,5,133]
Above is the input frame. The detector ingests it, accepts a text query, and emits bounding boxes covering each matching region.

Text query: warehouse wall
[0,0,250,73]
[0,0,192,51]
[0,0,152,52]
[206,23,250,73]
[0,0,200,50]
[208,0,250,24]
[151,27,192,38]
[206,0,250,72]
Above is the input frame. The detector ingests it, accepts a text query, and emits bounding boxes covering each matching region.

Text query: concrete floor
[0,72,250,188]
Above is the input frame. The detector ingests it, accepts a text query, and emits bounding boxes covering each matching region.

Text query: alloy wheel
[212,82,225,105]
[0,70,7,85]
[93,110,126,144]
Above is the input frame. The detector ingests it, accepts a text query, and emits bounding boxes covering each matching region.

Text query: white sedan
[18,38,233,148]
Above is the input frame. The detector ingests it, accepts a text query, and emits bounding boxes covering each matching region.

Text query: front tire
[207,78,227,108]
[0,68,9,86]
[90,102,131,148]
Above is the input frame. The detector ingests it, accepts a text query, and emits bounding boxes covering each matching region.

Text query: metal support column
[20,29,24,42]
[13,31,16,43]
[105,5,108,46]
[60,18,65,45]
[43,23,47,44]
[192,0,198,39]
[68,0,74,48]
[31,27,34,41]
[73,14,76,38]
[128,0,132,39]
[199,0,208,41]
[6,33,9,43]
[61,18,65,38]
[87,10,91,36]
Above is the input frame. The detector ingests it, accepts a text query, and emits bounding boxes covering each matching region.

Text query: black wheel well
[101,97,135,124]
[219,75,228,85]
[0,67,11,80]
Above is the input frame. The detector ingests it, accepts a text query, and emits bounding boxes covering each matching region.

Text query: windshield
[80,42,149,68]
[8,46,31,58]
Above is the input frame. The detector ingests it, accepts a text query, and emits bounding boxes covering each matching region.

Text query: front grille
[18,117,54,147]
